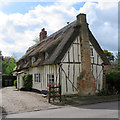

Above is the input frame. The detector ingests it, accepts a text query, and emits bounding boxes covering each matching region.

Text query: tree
[113,52,120,70]
[106,69,120,94]
[118,51,120,70]
[11,53,18,61]
[23,74,33,91]
[2,57,16,75]
[103,50,115,62]
[33,37,39,44]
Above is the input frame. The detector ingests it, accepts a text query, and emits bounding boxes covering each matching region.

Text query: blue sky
[1,2,86,15]
[0,1,118,59]
[1,2,53,14]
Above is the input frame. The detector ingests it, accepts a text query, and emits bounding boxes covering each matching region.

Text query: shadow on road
[73,101,119,110]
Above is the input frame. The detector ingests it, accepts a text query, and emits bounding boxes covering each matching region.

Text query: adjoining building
[16,14,110,95]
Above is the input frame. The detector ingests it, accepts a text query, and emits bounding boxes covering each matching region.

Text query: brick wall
[77,14,95,95]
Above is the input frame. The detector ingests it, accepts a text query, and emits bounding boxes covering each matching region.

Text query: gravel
[2,87,57,114]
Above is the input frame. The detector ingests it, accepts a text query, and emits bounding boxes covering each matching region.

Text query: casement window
[90,47,94,57]
[45,52,48,59]
[34,73,40,83]
[31,57,36,64]
[24,59,27,64]
[47,74,54,86]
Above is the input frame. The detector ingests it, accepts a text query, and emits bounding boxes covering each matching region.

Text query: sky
[0,0,118,60]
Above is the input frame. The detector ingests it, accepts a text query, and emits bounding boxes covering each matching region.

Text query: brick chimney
[39,28,47,41]
[77,14,95,96]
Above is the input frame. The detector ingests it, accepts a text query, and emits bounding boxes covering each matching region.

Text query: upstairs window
[47,74,54,86]
[39,52,45,61]
[24,59,27,64]
[45,52,48,59]
[90,47,94,57]
[34,73,40,83]
[31,57,36,64]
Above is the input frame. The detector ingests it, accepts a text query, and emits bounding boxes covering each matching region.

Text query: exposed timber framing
[62,62,81,64]
[55,64,58,84]
[60,65,78,92]
[77,37,81,75]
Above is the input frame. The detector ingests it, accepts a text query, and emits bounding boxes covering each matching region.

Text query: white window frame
[47,74,54,86]
[34,73,40,83]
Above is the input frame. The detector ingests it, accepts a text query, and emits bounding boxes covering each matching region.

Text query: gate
[48,84,61,103]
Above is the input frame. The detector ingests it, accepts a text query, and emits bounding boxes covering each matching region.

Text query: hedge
[14,80,17,88]
[23,74,33,91]
[106,70,120,94]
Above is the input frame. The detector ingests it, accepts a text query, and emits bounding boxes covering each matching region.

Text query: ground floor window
[34,73,40,83]
[47,74,54,86]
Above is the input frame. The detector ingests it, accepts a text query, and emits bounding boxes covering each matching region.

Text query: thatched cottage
[16,14,110,95]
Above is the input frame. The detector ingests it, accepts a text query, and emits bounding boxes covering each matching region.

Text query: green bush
[23,74,33,91]
[106,70,120,94]
[14,80,17,88]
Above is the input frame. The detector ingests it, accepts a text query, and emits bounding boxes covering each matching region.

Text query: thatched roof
[16,19,110,71]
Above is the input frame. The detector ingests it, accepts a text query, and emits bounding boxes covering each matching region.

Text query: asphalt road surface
[4,101,119,118]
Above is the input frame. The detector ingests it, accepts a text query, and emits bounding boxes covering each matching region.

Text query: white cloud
[0,0,9,8]
[0,1,118,58]
[79,2,118,52]
[0,3,71,57]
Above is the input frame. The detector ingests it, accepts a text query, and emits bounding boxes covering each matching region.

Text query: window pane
[34,74,36,82]
[90,48,93,56]
[39,74,40,82]
[34,73,41,83]
[47,74,54,86]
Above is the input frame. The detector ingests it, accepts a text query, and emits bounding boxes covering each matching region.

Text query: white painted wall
[17,73,25,89]
[90,41,104,91]
[61,36,81,95]
[61,36,104,95]
[28,65,60,91]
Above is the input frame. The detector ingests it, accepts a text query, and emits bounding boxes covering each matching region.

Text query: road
[4,101,119,118]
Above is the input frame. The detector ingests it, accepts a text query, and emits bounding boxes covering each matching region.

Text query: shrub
[23,74,33,91]
[14,80,17,88]
[106,70,120,94]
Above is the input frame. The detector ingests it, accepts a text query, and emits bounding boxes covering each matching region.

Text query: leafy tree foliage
[33,37,39,44]
[23,74,33,91]
[103,50,114,62]
[2,57,16,75]
[106,69,120,94]
[14,80,17,88]
[112,52,120,70]
[118,51,120,70]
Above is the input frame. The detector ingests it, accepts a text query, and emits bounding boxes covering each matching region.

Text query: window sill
[34,82,40,84]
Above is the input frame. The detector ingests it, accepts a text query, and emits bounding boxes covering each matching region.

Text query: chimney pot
[77,13,87,24]
[40,28,47,41]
